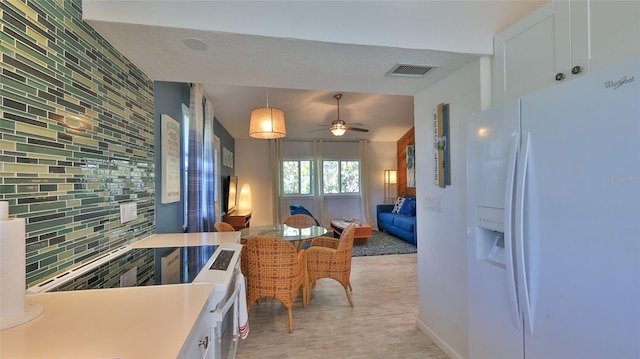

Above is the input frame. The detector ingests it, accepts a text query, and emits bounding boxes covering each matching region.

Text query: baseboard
[416,318,464,359]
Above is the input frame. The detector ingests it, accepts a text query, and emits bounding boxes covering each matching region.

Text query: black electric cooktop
[50,245,218,292]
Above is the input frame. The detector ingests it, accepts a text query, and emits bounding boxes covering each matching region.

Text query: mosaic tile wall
[0,0,156,286]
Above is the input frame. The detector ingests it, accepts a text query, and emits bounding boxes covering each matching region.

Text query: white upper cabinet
[493,0,640,105]
[586,0,640,73]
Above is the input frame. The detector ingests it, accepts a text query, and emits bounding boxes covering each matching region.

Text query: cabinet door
[180,301,215,359]
[493,1,571,105]
[587,0,640,73]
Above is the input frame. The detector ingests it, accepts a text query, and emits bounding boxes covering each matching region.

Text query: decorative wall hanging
[161,114,181,203]
[223,147,234,168]
[406,145,416,188]
[433,103,451,188]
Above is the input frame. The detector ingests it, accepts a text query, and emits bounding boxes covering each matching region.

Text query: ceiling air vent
[386,64,433,78]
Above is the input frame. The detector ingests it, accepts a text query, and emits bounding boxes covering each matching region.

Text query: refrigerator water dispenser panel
[476,206,504,232]
[476,206,506,268]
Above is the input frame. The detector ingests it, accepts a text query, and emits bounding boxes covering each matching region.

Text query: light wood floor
[236,253,449,359]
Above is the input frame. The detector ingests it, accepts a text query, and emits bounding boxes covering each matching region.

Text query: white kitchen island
[0,231,242,359]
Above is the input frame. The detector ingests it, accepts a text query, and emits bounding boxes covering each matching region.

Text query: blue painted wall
[215,118,235,214]
[153,83,236,229]
[153,81,190,233]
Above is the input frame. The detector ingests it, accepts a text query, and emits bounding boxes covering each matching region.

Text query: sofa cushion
[398,197,416,216]
[393,215,415,232]
[391,197,405,213]
[378,212,395,225]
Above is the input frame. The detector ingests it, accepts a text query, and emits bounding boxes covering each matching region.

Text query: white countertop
[132,231,240,248]
[1,231,242,358]
[1,284,214,358]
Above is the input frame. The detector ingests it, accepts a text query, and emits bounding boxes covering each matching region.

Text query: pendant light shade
[249,107,286,139]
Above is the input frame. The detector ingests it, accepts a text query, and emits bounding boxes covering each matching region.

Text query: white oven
[186,246,244,359]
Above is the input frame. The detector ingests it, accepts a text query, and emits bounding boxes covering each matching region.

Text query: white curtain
[270,139,285,223]
[312,139,324,225]
[358,140,371,224]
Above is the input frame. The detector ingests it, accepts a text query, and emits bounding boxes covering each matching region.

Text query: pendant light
[249,90,286,139]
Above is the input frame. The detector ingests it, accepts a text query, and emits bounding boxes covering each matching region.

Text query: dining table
[239,224,328,250]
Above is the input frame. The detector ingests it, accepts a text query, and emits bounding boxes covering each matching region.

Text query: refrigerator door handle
[516,132,534,334]
[504,133,521,329]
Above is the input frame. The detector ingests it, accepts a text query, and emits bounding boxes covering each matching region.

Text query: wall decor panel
[397,127,416,197]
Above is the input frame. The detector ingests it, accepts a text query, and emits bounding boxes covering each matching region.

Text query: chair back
[336,223,356,260]
[289,205,320,225]
[214,222,235,232]
[284,214,317,228]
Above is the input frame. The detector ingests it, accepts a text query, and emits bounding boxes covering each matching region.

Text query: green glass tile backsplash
[1,0,156,286]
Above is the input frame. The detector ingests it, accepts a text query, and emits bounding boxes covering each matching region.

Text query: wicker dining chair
[214,222,235,232]
[241,235,307,333]
[305,223,357,307]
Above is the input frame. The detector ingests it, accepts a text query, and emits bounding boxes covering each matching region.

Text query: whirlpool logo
[604,75,635,90]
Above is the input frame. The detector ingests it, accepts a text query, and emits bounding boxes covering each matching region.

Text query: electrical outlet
[120,202,137,224]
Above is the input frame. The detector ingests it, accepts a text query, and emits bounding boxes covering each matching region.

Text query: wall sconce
[238,183,252,210]
[384,169,397,204]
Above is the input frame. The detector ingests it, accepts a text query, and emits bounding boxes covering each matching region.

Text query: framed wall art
[406,144,416,188]
[433,103,451,188]
[223,147,234,168]
[161,114,181,203]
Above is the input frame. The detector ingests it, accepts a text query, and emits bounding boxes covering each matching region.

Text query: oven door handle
[211,281,242,340]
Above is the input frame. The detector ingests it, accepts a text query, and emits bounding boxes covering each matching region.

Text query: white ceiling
[82,0,545,141]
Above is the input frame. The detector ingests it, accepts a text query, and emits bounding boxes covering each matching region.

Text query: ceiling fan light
[330,126,346,136]
[249,107,286,139]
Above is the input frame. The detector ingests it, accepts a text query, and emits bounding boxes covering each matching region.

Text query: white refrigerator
[467,59,640,359]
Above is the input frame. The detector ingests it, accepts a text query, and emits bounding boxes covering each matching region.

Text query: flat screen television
[225,175,238,214]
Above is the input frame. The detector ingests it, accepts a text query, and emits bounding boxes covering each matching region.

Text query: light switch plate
[425,196,442,212]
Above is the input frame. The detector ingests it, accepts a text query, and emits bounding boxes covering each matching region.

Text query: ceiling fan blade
[346,126,369,132]
[347,122,365,127]
[308,128,329,133]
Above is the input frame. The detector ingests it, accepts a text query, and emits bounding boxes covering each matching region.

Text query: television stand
[223,210,252,230]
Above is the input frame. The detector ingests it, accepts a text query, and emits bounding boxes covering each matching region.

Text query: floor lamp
[384,170,397,204]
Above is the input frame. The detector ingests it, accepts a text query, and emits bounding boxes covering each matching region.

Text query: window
[283,160,312,195]
[323,160,360,194]
[282,159,361,195]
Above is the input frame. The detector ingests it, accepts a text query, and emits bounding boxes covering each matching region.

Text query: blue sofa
[376,195,417,245]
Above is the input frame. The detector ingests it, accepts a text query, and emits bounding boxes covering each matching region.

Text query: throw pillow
[391,197,405,213]
[398,198,416,216]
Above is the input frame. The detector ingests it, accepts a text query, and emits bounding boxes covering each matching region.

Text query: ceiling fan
[316,94,370,136]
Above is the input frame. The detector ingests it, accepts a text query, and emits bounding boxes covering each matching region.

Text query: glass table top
[239,224,327,242]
